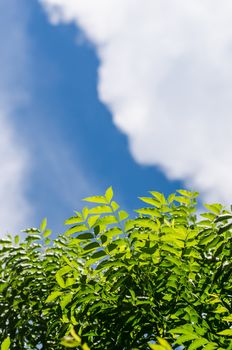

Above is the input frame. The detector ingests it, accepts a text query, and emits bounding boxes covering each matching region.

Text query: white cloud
[0,1,32,234]
[40,0,232,203]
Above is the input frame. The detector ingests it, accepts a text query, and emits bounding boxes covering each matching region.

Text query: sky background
[1,0,232,235]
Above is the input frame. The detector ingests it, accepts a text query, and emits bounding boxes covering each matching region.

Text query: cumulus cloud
[40,0,232,203]
[0,1,32,234]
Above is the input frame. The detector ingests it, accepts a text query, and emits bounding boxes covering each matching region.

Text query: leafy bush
[0,188,231,349]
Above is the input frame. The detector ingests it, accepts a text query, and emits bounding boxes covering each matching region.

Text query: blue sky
[2,0,232,234]
[0,0,180,234]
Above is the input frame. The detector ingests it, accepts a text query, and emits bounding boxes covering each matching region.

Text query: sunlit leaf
[83,195,107,204]
[118,210,129,221]
[46,291,63,303]
[1,337,10,350]
[40,217,47,232]
[65,225,89,235]
[217,329,232,336]
[105,186,114,203]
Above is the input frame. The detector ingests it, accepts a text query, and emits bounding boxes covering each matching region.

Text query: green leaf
[43,229,52,238]
[60,293,73,310]
[135,208,162,217]
[222,314,232,322]
[111,201,120,211]
[139,197,161,207]
[14,235,20,244]
[105,186,113,203]
[83,242,100,251]
[55,274,65,288]
[217,329,232,336]
[156,338,172,350]
[203,343,218,350]
[175,334,199,344]
[118,210,129,221]
[188,338,208,350]
[88,215,100,227]
[83,195,107,204]
[40,217,47,232]
[57,265,72,277]
[150,191,166,204]
[97,215,118,225]
[174,196,191,205]
[204,203,223,215]
[89,205,112,214]
[45,238,51,245]
[1,337,10,350]
[168,193,176,203]
[64,216,84,225]
[46,291,63,303]
[65,225,89,235]
[177,189,198,198]
[149,345,165,350]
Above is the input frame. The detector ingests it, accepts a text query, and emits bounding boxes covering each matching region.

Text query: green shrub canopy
[0,188,231,349]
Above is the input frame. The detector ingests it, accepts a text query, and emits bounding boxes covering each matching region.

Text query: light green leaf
[57,265,72,277]
[14,235,20,244]
[60,293,73,310]
[64,216,84,225]
[40,217,47,232]
[175,334,199,344]
[204,203,223,215]
[170,324,195,335]
[135,208,162,217]
[88,215,100,227]
[174,196,191,205]
[139,197,161,207]
[118,210,129,221]
[89,205,112,214]
[214,305,228,313]
[111,201,120,211]
[104,227,122,238]
[217,329,232,336]
[43,229,52,238]
[105,186,113,203]
[83,195,107,204]
[156,337,172,350]
[45,238,51,245]
[82,207,89,220]
[150,191,166,204]
[177,189,198,198]
[188,338,208,350]
[97,215,118,225]
[149,345,165,350]
[222,314,232,322]
[46,291,63,303]
[168,193,176,203]
[65,225,89,235]
[1,337,10,350]
[55,274,65,288]
[203,343,218,350]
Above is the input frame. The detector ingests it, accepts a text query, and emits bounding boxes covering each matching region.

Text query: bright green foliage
[0,188,231,349]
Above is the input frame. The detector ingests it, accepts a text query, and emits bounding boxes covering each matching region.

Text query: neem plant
[0,188,231,349]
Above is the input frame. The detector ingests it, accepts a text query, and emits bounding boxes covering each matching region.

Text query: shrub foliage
[0,188,231,349]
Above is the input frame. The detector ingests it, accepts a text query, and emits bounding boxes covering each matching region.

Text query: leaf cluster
[0,188,231,349]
